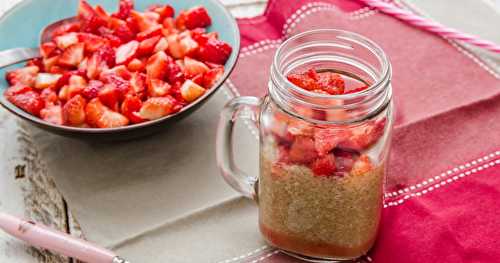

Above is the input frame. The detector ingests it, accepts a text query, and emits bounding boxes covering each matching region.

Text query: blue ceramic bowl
[0,0,240,140]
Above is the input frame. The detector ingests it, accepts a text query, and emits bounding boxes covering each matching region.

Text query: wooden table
[0,0,498,262]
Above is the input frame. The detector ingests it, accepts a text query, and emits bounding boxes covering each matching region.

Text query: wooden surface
[0,0,498,262]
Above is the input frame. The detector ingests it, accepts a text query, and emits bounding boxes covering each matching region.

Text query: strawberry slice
[97,109,129,128]
[183,57,209,78]
[35,73,62,89]
[149,5,174,21]
[166,59,185,84]
[109,18,135,43]
[136,25,162,41]
[180,80,205,102]
[338,119,386,151]
[101,65,132,81]
[146,51,169,80]
[148,79,171,97]
[85,98,106,126]
[86,52,105,80]
[121,95,144,123]
[6,66,39,86]
[153,37,169,53]
[350,155,373,176]
[59,43,85,67]
[138,36,162,56]
[311,153,337,177]
[333,148,360,174]
[40,88,59,104]
[4,85,45,116]
[40,104,63,125]
[184,6,212,30]
[197,38,232,64]
[317,71,345,95]
[115,40,139,65]
[202,67,224,88]
[82,80,104,99]
[114,0,134,20]
[288,136,318,164]
[77,33,109,52]
[130,10,159,32]
[129,72,146,98]
[40,42,58,58]
[63,94,86,125]
[78,0,106,33]
[98,84,120,111]
[51,21,80,39]
[127,58,145,72]
[167,33,199,59]
[287,72,320,91]
[139,96,176,120]
[54,33,79,49]
[313,127,351,156]
[67,75,87,99]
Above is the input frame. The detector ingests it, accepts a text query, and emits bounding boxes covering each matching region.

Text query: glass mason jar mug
[217,29,393,261]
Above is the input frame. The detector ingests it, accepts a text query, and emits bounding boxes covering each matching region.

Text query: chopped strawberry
[127,58,145,72]
[82,80,104,99]
[137,25,163,41]
[287,73,319,91]
[26,58,44,70]
[344,85,369,94]
[338,119,386,151]
[138,35,162,56]
[95,45,116,67]
[58,43,85,67]
[86,52,105,80]
[54,33,79,49]
[317,71,345,95]
[184,6,211,29]
[98,84,121,111]
[85,98,106,126]
[202,67,224,88]
[146,51,169,80]
[121,95,144,123]
[139,96,176,120]
[77,33,109,52]
[6,66,39,86]
[148,79,171,97]
[54,70,86,90]
[67,75,87,99]
[150,5,174,21]
[110,18,135,43]
[114,0,134,20]
[162,17,177,35]
[4,85,33,98]
[167,33,199,59]
[175,11,187,30]
[94,5,110,21]
[153,37,169,53]
[197,38,232,64]
[62,94,86,125]
[129,72,146,98]
[115,40,139,65]
[350,155,373,176]
[40,88,59,104]
[100,73,131,99]
[35,73,62,89]
[44,57,62,73]
[183,57,209,78]
[6,89,45,117]
[166,59,185,84]
[180,80,205,102]
[97,109,129,128]
[40,42,58,58]
[51,21,80,39]
[40,104,63,125]
[333,148,359,174]
[191,73,204,86]
[313,127,350,156]
[101,65,131,80]
[288,136,318,164]
[311,154,337,177]
[78,0,106,33]
[130,10,158,32]
[58,85,70,101]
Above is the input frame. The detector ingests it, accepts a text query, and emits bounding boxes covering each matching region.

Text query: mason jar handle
[216,96,261,199]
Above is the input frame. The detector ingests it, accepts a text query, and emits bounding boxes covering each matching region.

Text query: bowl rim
[0,0,241,134]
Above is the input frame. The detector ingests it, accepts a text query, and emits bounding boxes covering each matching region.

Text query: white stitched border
[384,157,500,208]
[385,151,500,198]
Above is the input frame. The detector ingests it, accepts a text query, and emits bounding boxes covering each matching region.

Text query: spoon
[0,17,77,69]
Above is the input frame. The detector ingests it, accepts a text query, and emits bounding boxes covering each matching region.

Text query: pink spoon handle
[0,213,126,263]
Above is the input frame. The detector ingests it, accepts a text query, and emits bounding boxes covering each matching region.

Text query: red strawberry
[148,79,171,97]
[350,155,373,176]
[6,90,44,116]
[183,57,209,78]
[311,154,337,177]
[85,98,106,126]
[333,148,359,174]
[146,51,169,80]
[40,104,63,125]
[58,85,70,101]
[96,45,116,67]
[136,25,162,41]
[78,0,106,33]
[26,58,44,70]
[40,88,59,104]
[180,80,205,102]
[82,80,104,99]
[62,94,86,125]
[86,52,106,80]
[77,33,109,52]
[67,75,87,99]
[97,109,129,128]
[197,38,232,64]
[121,95,144,123]
[54,33,79,49]
[98,84,120,111]
[153,37,169,53]
[110,18,135,43]
[35,73,62,89]
[317,71,345,95]
[150,5,174,21]
[288,136,318,164]
[313,127,350,156]
[127,58,145,72]
[101,65,132,80]
[184,6,212,29]
[129,72,146,98]
[44,57,62,73]
[338,119,386,151]
[58,43,85,67]
[130,10,158,32]
[40,42,58,58]
[344,85,369,94]
[51,21,80,39]
[100,73,131,99]
[138,35,162,56]
[115,40,139,65]
[94,5,110,21]
[167,33,199,59]
[287,73,319,91]
[4,85,33,98]
[6,66,39,86]
[202,67,224,88]
[191,74,204,86]
[139,96,176,120]
[114,0,134,20]
[175,11,187,30]
[54,70,86,90]
[166,60,185,84]
[162,17,177,35]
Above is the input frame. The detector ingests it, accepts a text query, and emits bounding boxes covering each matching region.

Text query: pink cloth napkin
[229,0,500,261]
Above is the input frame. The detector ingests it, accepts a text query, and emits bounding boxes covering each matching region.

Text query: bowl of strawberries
[0,0,239,139]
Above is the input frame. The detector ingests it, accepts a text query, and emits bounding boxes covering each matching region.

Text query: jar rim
[272,29,391,100]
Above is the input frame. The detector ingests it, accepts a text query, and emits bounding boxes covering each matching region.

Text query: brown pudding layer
[258,153,384,259]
